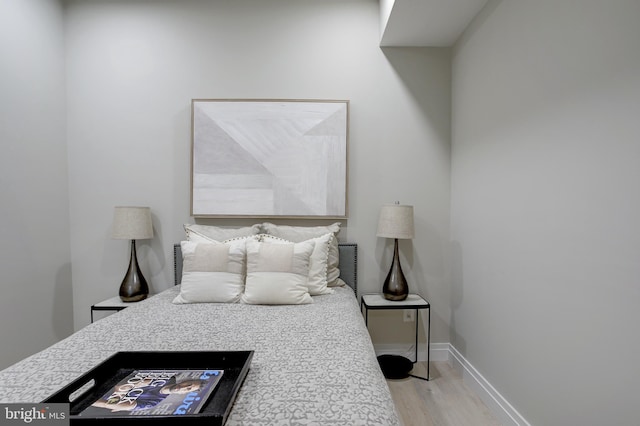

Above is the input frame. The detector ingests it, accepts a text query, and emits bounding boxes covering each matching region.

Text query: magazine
[78,369,224,417]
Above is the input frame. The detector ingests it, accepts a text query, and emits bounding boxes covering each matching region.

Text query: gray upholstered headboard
[173,243,358,295]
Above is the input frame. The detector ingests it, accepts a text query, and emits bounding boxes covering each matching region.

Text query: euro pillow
[241,239,314,305]
[184,223,261,243]
[261,234,334,296]
[173,239,246,304]
[261,222,343,286]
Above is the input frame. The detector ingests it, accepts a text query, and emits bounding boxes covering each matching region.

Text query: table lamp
[377,203,414,301]
[111,206,153,302]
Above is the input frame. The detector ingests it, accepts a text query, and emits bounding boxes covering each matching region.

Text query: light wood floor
[387,361,502,426]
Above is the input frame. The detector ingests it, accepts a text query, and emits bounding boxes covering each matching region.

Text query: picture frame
[191,99,349,218]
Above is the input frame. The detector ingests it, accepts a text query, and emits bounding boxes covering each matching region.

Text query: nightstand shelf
[360,293,430,380]
[90,296,130,323]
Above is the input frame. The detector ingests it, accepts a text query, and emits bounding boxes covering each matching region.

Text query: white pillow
[241,240,314,305]
[172,239,246,304]
[261,222,342,286]
[184,223,261,243]
[261,234,334,296]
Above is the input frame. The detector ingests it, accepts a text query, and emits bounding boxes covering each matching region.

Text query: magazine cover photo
[79,369,224,417]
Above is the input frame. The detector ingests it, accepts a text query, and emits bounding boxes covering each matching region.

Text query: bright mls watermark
[0,404,68,426]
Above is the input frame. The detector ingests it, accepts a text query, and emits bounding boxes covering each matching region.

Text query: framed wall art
[191,99,349,218]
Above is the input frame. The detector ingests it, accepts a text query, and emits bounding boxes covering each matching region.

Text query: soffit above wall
[380,0,488,47]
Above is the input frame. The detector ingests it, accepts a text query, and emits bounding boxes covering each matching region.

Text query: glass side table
[360,293,430,380]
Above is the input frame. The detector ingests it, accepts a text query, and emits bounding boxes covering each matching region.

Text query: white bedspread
[0,286,400,425]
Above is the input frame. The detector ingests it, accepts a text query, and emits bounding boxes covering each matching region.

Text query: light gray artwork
[191,100,348,218]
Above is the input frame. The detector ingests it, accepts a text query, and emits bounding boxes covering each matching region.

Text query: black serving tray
[43,351,253,425]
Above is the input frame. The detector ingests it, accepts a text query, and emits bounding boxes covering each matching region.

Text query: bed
[0,226,401,425]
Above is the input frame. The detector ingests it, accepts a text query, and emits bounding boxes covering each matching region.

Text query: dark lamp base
[382,238,409,301]
[383,292,407,301]
[120,293,147,303]
[119,240,149,303]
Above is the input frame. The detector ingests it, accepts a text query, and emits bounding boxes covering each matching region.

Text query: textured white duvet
[0,286,400,425]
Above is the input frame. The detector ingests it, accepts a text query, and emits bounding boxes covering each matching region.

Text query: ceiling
[380,0,489,47]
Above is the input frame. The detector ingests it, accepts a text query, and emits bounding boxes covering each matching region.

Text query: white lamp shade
[111,206,154,240]
[377,204,414,239]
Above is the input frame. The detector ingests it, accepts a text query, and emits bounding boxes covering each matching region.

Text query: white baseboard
[448,345,530,426]
[373,343,530,426]
[372,342,450,362]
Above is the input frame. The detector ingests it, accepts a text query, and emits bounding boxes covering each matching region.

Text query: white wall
[0,0,73,370]
[64,0,452,348]
[451,1,640,424]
